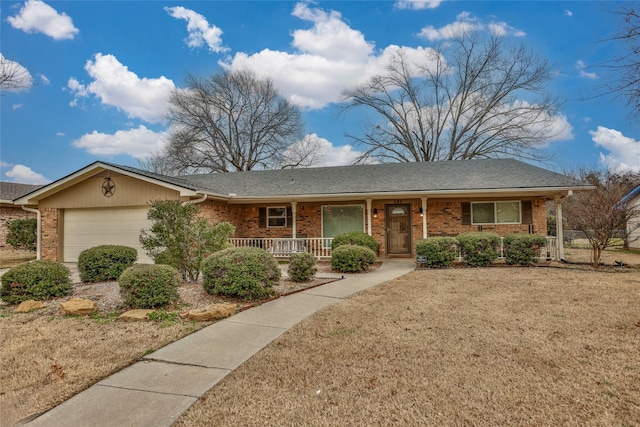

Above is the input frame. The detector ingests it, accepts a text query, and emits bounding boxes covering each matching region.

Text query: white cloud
[564,10,573,17]
[395,0,444,10]
[0,54,33,91]
[12,104,23,110]
[293,133,364,167]
[165,6,227,53]
[68,53,175,123]
[38,73,50,85]
[576,60,597,79]
[56,132,65,136]
[72,125,167,160]
[222,3,438,109]
[590,126,640,173]
[7,0,78,40]
[418,11,524,41]
[5,164,51,184]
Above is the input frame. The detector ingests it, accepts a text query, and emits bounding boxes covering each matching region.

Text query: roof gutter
[21,206,41,260]
[181,193,208,206]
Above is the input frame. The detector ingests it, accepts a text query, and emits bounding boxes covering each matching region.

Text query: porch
[229,236,560,261]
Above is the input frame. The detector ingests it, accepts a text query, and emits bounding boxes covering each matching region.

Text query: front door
[386,204,411,255]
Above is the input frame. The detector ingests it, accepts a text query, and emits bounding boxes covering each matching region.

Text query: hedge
[1,260,72,304]
[331,231,379,253]
[415,237,457,268]
[331,244,376,273]
[78,245,137,282]
[503,234,548,266]
[118,264,180,309]
[456,232,501,267]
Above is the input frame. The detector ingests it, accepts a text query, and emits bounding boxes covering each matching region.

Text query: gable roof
[0,182,45,203]
[13,158,591,205]
[180,159,588,200]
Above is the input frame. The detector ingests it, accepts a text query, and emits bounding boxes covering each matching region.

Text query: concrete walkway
[25,259,415,427]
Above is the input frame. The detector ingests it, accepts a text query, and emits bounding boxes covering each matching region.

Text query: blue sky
[2,0,640,184]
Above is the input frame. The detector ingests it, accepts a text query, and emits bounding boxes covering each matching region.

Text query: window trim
[471,201,521,225]
[266,206,287,228]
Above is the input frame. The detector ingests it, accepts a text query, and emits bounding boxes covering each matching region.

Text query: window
[267,207,286,228]
[322,205,364,239]
[471,201,521,224]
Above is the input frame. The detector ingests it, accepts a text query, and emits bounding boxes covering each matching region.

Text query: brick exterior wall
[198,198,548,258]
[0,206,36,249]
[41,208,59,261]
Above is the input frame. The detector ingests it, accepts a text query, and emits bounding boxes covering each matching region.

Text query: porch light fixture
[373,208,378,218]
[418,207,424,217]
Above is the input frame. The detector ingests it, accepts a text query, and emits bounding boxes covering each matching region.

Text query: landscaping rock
[60,298,98,316]
[182,303,237,321]
[15,300,46,313]
[118,309,154,322]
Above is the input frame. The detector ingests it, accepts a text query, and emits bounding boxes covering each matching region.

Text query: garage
[63,208,154,263]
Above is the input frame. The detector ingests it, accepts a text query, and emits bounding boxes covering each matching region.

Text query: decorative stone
[118,309,154,322]
[183,303,237,322]
[15,300,46,313]
[60,298,98,316]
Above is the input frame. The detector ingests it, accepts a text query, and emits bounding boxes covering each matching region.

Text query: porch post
[366,199,372,236]
[421,197,428,239]
[291,201,297,239]
[555,195,565,260]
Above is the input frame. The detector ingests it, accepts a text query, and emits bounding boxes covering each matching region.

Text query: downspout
[21,206,41,260]
[181,193,208,206]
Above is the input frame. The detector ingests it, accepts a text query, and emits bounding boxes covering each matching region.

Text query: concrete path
[25,259,415,427]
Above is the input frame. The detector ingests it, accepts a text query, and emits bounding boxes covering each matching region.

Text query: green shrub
[118,264,180,309]
[202,247,280,300]
[6,218,37,251]
[78,245,137,282]
[331,244,376,273]
[140,200,235,282]
[288,252,317,282]
[0,260,72,304]
[503,234,548,266]
[456,232,501,267]
[331,231,379,253]
[415,237,457,268]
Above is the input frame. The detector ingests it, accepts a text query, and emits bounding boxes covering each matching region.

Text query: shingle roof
[0,182,44,202]
[179,159,584,197]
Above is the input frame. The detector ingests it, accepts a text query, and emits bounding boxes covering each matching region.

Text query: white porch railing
[229,237,334,259]
[229,236,559,261]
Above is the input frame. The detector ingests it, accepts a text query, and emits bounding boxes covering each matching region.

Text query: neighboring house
[0,182,44,249]
[623,184,640,249]
[11,159,591,263]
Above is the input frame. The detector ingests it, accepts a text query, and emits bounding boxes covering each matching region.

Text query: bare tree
[0,55,32,92]
[604,6,640,118]
[563,170,640,268]
[150,70,312,174]
[341,33,565,163]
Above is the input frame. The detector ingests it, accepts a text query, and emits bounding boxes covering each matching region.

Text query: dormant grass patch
[175,268,640,427]
[0,311,206,425]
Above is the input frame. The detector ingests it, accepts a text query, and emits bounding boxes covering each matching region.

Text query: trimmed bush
[331,244,376,273]
[415,237,457,268]
[288,252,317,282]
[6,218,37,251]
[331,231,379,253]
[118,264,180,309]
[202,247,280,300]
[78,245,137,282]
[456,232,501,267]
[1,260,72,304]
[503,234,548,266]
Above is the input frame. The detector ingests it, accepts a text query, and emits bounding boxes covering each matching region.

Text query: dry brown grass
[0,250,36,269]
[0,311,206,425]
[175,268,640,427]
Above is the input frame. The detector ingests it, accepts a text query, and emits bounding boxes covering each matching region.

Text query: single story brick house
[11,159,591,263]
[0,182,44,249]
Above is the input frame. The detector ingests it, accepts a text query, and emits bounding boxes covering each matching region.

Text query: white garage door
[63,208,153,263]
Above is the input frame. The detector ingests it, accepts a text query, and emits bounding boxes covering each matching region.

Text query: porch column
[421,197,428,239]
[366,199,372,236]
[291,201,297,238]
[555,195,565,260]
